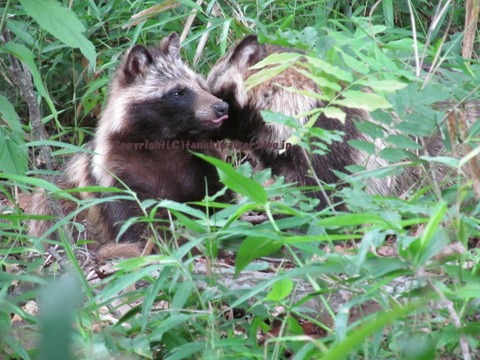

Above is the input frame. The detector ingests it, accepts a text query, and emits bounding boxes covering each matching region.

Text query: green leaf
[38,273,83,360]
[379,147,410,162]
[0,96,22,134]
[249,52,302,69]
[345,164,400,182]
[305,56,353,82]
[236,236,282,275]
[0,95,28,175]
[418,201,447,258]
[0,174,77,202]
[347,139,376,154]
[194,153,268,204]
[166,341,205,360]
[397,332,435,360]
[420,155,459,168]
[26,140,94,156]
[0,128,28,175]
[418,227,450,265]
[219,19,233,54]
[362,80,408,92]
[323,106,346,123]
[150,314,193,341]
[386,134,422,150]
[382,0,394,27]
[266,278,293,301]
[317,213,391,228]
[132,334,153,359]
[278,14,295,31]
[333,90,392,112]
[19,0,96,68]
[294,68,342,92]
[2,42,58,118]
[245,63,291,90]
[454,285,480,299]
[171,281,193,310]
[337,50,369,74]
[113,255,177,272]
[322,302,423,360]
[355,121,385,139]
[157,199,207,219]
[281,234,363,243]
[168,211,205,232]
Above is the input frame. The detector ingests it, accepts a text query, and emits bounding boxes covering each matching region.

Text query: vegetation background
[0,0,479,359]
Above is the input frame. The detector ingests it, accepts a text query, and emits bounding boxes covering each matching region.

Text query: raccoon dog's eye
[170,87,187,97]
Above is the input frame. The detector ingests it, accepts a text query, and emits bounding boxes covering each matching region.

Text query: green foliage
[0,96,27,175]
[1,0,480,359]
[18,0,96,68]
[195,153,268,204]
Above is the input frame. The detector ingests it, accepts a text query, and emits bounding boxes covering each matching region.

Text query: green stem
[0,0,12,36]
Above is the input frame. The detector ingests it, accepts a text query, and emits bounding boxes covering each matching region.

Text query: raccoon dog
[207,35,421,207]
[29,33,230,257]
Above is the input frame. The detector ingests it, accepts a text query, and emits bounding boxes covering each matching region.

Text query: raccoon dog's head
[207,35,266,109]
[103,33,229,139]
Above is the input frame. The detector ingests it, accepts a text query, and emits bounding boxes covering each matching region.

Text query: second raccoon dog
[29,33,230,257]
[207,35,393,207]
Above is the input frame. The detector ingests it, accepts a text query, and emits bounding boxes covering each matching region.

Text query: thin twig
[427,276,472,360]
[0,0,12,35]
[462,0,479,59]
[193,3,221,66]
[141,236,157,256]
[180,0,204,44]
[406,0,421,77]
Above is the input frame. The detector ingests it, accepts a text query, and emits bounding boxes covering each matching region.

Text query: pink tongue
[212,115,229,123]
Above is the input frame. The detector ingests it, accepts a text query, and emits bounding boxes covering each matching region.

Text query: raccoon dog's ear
[160,32,180,59]
[123,45,154,83]
[230,35,267,73]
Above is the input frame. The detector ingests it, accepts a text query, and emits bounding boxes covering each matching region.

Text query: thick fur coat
[29,33,230,257]
[207,35,394,206]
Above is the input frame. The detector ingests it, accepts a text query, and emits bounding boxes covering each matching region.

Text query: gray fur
[28,33,229,257]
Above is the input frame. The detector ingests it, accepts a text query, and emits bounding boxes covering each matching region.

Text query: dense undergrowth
[1,1,480,359]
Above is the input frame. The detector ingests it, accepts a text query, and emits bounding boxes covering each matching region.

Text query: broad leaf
[323,106,346,123]
[236,236,282,275]
[0,96,23,134]
[359,79,408,92]
[19,0,96,67]
[0,97,27,175]
[386,134,423,150]
[0,128,28,175]
[245,63,291,91]
[194,153,268,204]
[266,278,293,301]
[334,90,392,112]
[249,52,302,69]
[305,56,353,82]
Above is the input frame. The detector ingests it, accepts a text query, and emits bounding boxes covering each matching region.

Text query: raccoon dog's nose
[213,101,229,118]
